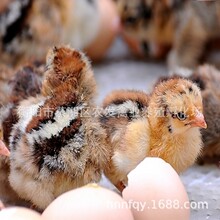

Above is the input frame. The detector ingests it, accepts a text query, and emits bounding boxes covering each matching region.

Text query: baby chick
[170,65,220,164]
[0,0,100,66]
[8,46,109,210]
[0,64,42,207]
[114,0,220,68]
[0,64,42,145]
[101,78,206,191]
[190,65,220,164]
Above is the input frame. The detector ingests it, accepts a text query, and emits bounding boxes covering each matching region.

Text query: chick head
[150,78,207,134]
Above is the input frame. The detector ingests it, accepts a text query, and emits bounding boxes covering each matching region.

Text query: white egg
[0,207,43,220]
[43,184,134,220]
[123,157,190,220]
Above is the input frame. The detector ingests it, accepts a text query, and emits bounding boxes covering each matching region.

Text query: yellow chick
[100,78,207,191]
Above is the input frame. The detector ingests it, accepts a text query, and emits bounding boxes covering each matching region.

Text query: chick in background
[162,65,220,164]
[114,0,220,68]
[0,0,100,66]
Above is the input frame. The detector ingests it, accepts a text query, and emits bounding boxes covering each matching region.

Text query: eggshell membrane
[122,158,190,220]
[42,184,134,220]
[85,0,120,61]
[0,207,43,220]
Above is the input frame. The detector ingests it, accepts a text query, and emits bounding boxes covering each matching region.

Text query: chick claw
[0,140,10,157]
[116,181,126,192]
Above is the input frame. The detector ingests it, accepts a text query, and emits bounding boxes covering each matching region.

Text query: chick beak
[0,140,10,157]
[190,110,207,129]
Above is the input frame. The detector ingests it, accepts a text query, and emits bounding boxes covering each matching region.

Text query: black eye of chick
[177,112,187,121]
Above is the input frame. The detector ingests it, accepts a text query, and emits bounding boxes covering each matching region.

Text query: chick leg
[104,161,128,192]
[115,181,126,192]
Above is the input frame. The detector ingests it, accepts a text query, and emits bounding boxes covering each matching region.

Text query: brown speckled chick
[172,65,220,164]
[101,78,206,191]
[114,0,220,68]
[8,46,109,210]
[190,65,220,164]
[0,0,100,66]
[0,64,42,207]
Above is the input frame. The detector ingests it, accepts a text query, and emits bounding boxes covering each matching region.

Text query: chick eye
[177,112,187,121]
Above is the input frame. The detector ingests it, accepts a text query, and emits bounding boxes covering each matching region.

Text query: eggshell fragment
[0,207,43,220]
[123,157,190,220]
[42,184,134,220]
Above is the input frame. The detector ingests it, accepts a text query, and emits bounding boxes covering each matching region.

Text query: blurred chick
[100,78,206,191]
[190,66,220,164]
[1,64,42,146]
[0,64,42,207]
[0,0,100,66]
[171,65,220,164]
[8,46,109,210]
[114,0,220,68]
[0,65,14,105]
